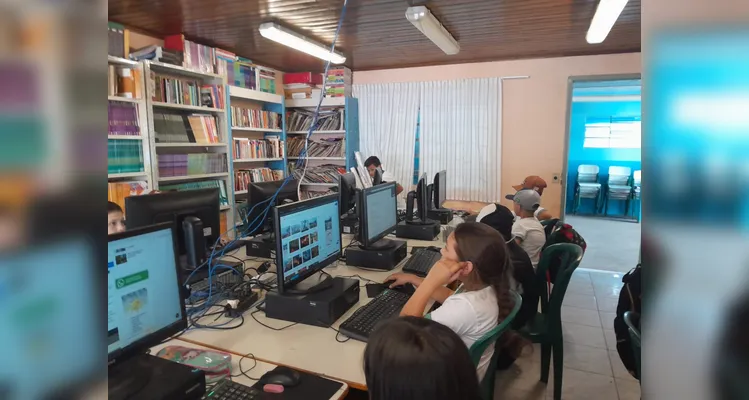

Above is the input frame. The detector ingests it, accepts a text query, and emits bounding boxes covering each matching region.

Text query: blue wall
[566,100,641,215]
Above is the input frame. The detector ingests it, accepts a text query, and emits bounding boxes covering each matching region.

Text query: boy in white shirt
[511,189,546,267]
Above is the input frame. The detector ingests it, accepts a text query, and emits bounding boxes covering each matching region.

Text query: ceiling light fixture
[405,6,460,55]
[586,0,630,44]
[258,22,346,64]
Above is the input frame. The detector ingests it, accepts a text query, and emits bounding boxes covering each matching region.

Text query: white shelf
[146,60,224,80]
[287,130,345,135]
[232,126,283,133]
[108,172,148,179]
[233,158,283,163]
[288,157,346,161]
[286,97,345,108]
[108,96,141,103]
[108,55,139,66]
[158,173,229,182]
[300,182,337,187]
[235,190,248,195]
[155,142,227,148]
[152,101,225,113]
[108,135,143,140]
[229,86,283,104]
[220,204,232,211]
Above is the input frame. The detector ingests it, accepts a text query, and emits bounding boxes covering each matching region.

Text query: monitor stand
[359,237,397,251]
[284,270,334,295]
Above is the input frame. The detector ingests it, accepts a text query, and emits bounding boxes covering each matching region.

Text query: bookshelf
[108,56,153,209]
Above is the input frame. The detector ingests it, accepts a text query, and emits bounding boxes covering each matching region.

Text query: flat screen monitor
[359,182,398,249]
[273,194,341,293]
[244,179,299,236]
[434,170,447,209]
[416,173,429,221]
[107,222,186,364]
[338,172,357,216]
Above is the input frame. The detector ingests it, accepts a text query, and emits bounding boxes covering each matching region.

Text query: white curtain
[420,78,502,202]
[353,82,420,200]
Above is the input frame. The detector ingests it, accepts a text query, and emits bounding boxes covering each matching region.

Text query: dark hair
[478,204,514,241]
[364,156,381,168]
[108,201,123,213]
[364,317,481,400]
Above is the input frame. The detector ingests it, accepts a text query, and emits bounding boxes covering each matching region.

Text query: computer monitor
[433,170,447,209]
[359,182,398,249]
[405,173,431,224]
[126,188,220,269]
[273,193,341,293]
[107,222,186,364]
[244,179,299,237]
[372,167,383,186]
[339,172,357,216]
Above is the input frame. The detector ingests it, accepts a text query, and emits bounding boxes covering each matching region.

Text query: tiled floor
[564,216,640,274]
[494,269,640,399]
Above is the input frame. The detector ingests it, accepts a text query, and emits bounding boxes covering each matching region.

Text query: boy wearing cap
[511,189,546,267]
[474,175,553,222]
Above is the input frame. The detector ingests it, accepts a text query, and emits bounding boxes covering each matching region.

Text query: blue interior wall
[566,100,641,215]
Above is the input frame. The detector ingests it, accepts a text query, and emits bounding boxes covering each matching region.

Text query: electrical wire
[250,309,299,331]
[230,351,263,381]
[328,326,351,343]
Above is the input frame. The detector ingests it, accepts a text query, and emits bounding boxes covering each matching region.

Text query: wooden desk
[181,234,446,390]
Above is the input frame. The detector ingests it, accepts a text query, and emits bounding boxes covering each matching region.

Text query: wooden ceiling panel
[109,0,641,72]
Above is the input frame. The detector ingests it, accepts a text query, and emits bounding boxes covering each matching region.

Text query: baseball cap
[476,204,514,241]
[512,189,541,212]
[505,175,547,200]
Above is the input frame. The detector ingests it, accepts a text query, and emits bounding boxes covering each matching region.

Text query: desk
[181,234,446,390]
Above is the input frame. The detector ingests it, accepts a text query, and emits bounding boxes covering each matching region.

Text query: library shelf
[155,142,227,148]
[300,182,337,187]
[286,130,345,135]
[235,190,248,195]
[287,157,346,161]
[108,172,149,179]
[233,158,284,163]
[146,60,224,80]
[151,101,225,113]
[158,172,230,182]
[232,126,283,133]
[285,97,345,108]
[108,55,139,66]
[108,135,143,140]
[229,86,283,104]
[108,96,141,103]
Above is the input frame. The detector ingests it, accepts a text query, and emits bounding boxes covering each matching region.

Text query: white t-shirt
[476,203,547,222]
[381,170,406,209]
[511,217,546,267]
[430,286,499,381]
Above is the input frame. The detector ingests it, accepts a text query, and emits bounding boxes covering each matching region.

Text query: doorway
[562,76,641,274]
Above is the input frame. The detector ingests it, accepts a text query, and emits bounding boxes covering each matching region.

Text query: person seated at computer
[364,316,481,400]
[108,201,126,235]
[393,222,525,381]
[475,175,553,222]
[511,189,546,268]
[364,156,404,196]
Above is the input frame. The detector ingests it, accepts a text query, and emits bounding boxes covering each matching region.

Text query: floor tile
[495,387,547,400]
[594,284,623,298]
[562,293,598,310]
[603,329,618,351]
[495,358,546,393]
[562,322,607,349]
[561,306,602,328]
[563,342,613,376]
[599,311,617,330]
[545,367,618,399]
[609,350,637,382]
[565,281,595,296]
[616,378,641,400]
[597,296,619,313]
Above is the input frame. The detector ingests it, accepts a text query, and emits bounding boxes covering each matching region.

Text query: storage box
[283,72,323,85]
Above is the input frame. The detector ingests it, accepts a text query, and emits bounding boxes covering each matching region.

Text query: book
[150,72,205,106]
[200,85,225,109]
[108,139,144,173]
[108,22,129,58]
[160,179,229,206]
[233,138,284,159]
[108,101,140,136]
[287,137,343,158]
[158,153,227,177]
[108,181,149,215]
[289,164,346,184]
[164,34,217,75]
[230,106,282,130]
[286,108,344,132]
[108,67,143,99]
[234,168,284,191]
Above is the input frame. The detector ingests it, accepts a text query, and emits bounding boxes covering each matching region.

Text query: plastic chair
[469,291,523,400]
[573,165,602,214]
[521,243,584,400]
[630,170,641,221]
[603,166,632,216]
[623,311,641,381]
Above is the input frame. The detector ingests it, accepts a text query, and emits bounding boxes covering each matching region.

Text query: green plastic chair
[521,243,584,400]
[623,311,641,380]
[468,291,523,400]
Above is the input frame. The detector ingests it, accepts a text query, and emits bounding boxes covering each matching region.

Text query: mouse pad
[251,367,344,399]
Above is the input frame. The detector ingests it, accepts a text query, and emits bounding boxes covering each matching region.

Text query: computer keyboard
[202,379,262,399]
[338,289,411,342]
[402,248,442,277]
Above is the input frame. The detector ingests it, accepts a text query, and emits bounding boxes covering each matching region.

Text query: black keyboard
[338,289,411,342]
[203,379,262,399]
[402,249,442,276]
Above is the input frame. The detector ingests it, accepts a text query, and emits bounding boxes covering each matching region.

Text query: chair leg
[540,342,551,383]
[552,340,564,400]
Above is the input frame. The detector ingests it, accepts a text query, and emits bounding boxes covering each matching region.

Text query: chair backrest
[468,291,523,366]
[577,164,599,183]
[608,166,632,186]
[623,311,641,377]
[534,243,584,316]
[633,170,641,186]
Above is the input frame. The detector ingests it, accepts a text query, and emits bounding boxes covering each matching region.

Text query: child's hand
[385,272,418,288]
[423,258,469,288]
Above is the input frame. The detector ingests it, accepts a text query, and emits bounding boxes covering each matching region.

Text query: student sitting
[390,222,520,381]
[108,201,126,235]
[475,175,553,222]
[511,189,546,267]
[364,316,481,400]
[364,156,404,194]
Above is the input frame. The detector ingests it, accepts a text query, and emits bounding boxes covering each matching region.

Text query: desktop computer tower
[396,220,441,241]
[345,240,407,270]
[109,353,206,400]
[428,208,453,224]
[265,277,360,327]
[245,234,274,258]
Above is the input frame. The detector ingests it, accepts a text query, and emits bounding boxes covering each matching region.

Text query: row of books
[233,137,284,160]
[108,66,142,99]
[290,164,346,184]
[153,112,221,143]
[109,102,140,136]
[108,22,128,59]
[231,106,282,130]
[234,168,284,192]
[108,181,149,214]
[164,35,217,75]
[159,179,230,206]
[108,139,144,173]
[325,66,352,98]
[158,154,227,177]
[301,189,335,200]
[286,108,344,132]
[150,73,225,108]
[287,137,344,158]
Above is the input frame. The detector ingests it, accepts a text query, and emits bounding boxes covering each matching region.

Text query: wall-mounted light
[586,0,629,44]
[405,6,460,55]
[258,22,346,64]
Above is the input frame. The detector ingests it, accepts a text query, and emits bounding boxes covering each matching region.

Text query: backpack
[541,221,587,282]
[613,264,641,380]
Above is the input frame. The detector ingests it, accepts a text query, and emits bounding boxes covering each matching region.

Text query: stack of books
[257,67,277,94]
[108,22,129,58]
[153,113,220,143]
[108,181,149,214]
[286,108,344,132]
[229,58,258,90]
[235,168,284,191]
[290,164,346,184]
[164,34,216,75]
[287,137,343,158]
[325,66,352,98]
[109,102,140,136]
[233,137,284,160]
[108,139,144,173]
[300,189,335,200]
[231,106,282,130]
[129,45,184,66]
[283,72,323,100]
[160,180,229,206]
[215,49,236,79]
[158,154,227,177]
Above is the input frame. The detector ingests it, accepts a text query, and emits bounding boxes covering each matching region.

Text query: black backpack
[613,264,641,380]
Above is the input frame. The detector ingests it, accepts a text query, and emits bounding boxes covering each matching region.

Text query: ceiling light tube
[586,0,629,44]
[405,6,460,55]
[258,22,346,64]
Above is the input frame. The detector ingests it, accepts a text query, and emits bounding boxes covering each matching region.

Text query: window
[584,117,641,149]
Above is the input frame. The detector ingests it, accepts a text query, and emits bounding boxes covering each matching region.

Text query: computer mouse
[425,246,442,252]
[382,279,416,295]
[258,366,301,387]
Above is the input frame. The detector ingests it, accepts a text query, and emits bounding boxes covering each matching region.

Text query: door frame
[560,73,642,221]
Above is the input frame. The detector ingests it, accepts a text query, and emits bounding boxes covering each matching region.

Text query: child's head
[476,204,515,242]
[364,316,481,400]
[512,189,541,217]
[108,201,126,235]
[444,222,513,291]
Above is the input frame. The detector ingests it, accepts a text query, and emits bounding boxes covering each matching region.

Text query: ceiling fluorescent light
[586,0,629,44]
[258,22,346,64]
[405,6,460,55]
